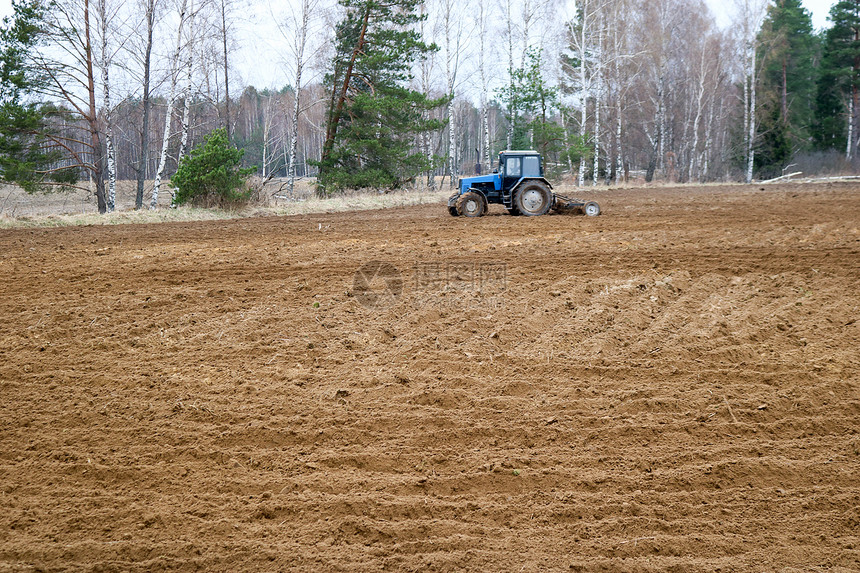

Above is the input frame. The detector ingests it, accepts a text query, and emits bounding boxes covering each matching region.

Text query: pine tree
[755,0,818,176]
[0,0,65,192]
[316,0,447,193]
[498,47,565,172]
[814,1,860,156]
[169,128,256,206]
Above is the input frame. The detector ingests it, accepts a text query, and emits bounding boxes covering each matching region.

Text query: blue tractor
[447,150,601,218]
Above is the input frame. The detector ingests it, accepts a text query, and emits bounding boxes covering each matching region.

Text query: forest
[2,0,860,213]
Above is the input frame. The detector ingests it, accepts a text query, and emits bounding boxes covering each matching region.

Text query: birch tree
[276,0,325,196]
[95,0,121,211]
[151,0,191,209]
[735,0,768,183]
[476,0,492,167]
[563,0,603,186]
[502,0,518,149]
[133,0,158,209]
[417,0,438,187]
[437,0,464,186]
[177,4,195,167]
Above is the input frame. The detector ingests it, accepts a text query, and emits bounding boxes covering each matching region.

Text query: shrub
[170,128,256,207]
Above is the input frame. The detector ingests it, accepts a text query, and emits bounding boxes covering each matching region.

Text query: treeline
[2,0,860,213]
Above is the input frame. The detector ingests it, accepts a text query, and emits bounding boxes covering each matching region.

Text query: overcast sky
[0,0,840,90]
[708,0,833,29]
[0,0,838,26]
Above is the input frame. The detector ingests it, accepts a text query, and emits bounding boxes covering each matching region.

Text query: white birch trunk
[592,84,600,186]
[657,75,665,174]
[261,107,270,178]
[702,91,716,181]
[592,20,603,187]
[615,95,622,182]
[505,0,515,149]
[447,99,457,185]
[688,48,706,182]
[743,51,750,177]
[477,0,490,168]
[178,41,192,166]
[848,88,855,160]
[418,2,435,188]
[287,0,310,196]
[97,0,116,212]
[442,0,461,186]
[562,111,573,174]
[151,0,188,209]
[577,0,588,188]
[746,42,756,184]
[288,68,303,195]
[174,24,193,206]
[483,103,490,168]
[613,10,623,184]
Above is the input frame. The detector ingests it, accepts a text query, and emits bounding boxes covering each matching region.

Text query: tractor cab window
[523,155,540,176]
[505,156,521,177]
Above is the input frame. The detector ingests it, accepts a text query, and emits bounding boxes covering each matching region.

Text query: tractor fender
[448,189,488,209]
[465,187,490,209]
[512,176,553,191]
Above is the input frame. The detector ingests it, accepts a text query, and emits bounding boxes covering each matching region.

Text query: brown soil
[1,182,859,572]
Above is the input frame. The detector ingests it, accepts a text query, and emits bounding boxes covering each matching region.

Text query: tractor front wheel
[514,181,553,216]
[456,192,486,217]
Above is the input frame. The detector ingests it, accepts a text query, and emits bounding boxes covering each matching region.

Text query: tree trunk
[136,0,155,209]
[592,85,600,186]
[289,65,302,195]
[746,42,756,183]
[689,44,706,182]
[174,15,193,206]
[848,88,855,160]
[178,33,192,166]
[505,0,515,149]
[97,0,116,212]
[220,0,231,139]
[477,0,490,169]
[702,89,716,181]
[447,99,457,187]
[656,73,665,176]
[577,0,588,188]
[151,0,187,209]
[443,0,460,187]
[82,0,106,214]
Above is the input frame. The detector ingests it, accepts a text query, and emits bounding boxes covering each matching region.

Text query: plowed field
[1,183,859,572]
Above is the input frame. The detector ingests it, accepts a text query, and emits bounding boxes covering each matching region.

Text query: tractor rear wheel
[456,192,486,217]
[514,181,553,216]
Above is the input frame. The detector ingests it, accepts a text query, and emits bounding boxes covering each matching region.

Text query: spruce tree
[813,1,860,155]
[316,0,447,193]
[498,48,565,173]
[755,0,818,176]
